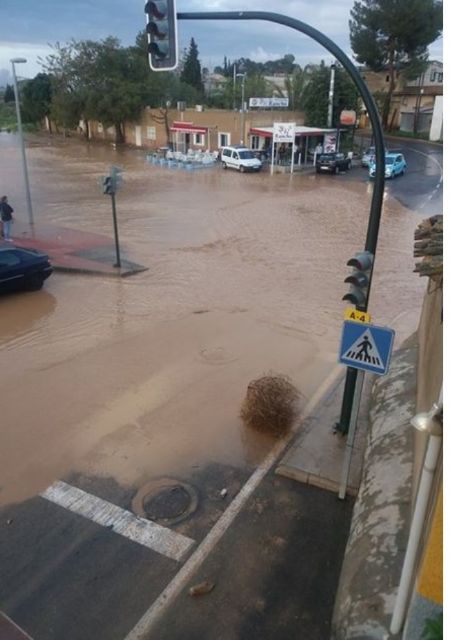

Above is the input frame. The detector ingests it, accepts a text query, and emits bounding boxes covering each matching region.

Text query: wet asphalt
[0,464,353,640]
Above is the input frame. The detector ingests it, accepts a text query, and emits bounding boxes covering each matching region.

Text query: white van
[221,146,262,172]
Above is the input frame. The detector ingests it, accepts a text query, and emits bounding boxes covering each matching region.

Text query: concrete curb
[52,264,148,278]
[331,334,418,639]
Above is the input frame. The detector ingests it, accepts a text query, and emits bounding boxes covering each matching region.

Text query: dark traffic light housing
[102,176,113,195]
[342,250,374,309]
[145,0,178,71]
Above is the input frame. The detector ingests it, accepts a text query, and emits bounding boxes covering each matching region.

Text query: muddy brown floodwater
[0,132,426,506]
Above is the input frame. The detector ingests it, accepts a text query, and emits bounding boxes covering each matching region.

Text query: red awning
[249,128,273,138]
[170,121,208,134]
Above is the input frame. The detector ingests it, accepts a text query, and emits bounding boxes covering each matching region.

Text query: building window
[218,132,230,147]
[430,71,437,82]
[193,133,205,146]
[437,73,443,82]
[98,123,104,133]
[385,75,390,82]
[146,126,156,140]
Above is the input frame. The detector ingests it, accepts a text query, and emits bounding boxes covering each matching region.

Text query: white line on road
[41,481,195,562]
[124,366,344,640]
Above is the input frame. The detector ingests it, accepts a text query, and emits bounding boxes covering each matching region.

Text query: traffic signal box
[145,0,178,71]
[342,250,374,310]
[102,176,113,195]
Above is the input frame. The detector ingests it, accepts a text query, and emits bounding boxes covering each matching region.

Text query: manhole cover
[132,478,198,525]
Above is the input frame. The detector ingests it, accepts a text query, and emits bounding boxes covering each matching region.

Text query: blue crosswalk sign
[339,321,395,375]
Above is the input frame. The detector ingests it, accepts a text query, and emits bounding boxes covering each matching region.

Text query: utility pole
[327,62,336,128]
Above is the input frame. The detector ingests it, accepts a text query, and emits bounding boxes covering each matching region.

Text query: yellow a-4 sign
[344,308,372,324]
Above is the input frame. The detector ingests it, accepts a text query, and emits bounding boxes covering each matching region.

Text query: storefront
[169,121,210,153]
[249,125,338,167]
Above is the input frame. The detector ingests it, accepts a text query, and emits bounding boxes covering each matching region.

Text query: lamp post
[236,72,246,144]
[10,57,34,226]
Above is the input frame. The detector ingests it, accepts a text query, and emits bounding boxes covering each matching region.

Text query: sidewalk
[276,370,371,496]
[9,221,147,277]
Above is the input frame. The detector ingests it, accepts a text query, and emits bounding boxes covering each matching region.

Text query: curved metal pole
[178,11,386,434]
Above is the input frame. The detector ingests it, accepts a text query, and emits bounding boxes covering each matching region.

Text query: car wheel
[316,167,321,174]
[239,165,245,173]
[27,274,44,291]
[222,161,227,169]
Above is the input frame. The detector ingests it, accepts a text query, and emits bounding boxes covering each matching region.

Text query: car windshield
[385,157,395,165]
[238,150,255,160]
[364,148,375,155]
[319,154,335,160]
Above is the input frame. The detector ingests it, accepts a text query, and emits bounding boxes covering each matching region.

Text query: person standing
[0,196,14,242]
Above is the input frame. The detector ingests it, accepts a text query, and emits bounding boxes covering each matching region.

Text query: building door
[135,126,142,147]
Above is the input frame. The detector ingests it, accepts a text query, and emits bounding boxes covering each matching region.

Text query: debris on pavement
[189,581,216,597]
[240,374,302,436]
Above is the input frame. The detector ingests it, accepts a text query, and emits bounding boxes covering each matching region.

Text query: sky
[0,0,444,86]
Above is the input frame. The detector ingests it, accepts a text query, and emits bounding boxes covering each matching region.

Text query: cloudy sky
[0,0,444,85]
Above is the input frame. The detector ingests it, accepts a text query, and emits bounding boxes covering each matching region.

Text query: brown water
[0,132,426,505]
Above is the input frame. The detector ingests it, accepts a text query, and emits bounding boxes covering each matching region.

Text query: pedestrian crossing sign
[339,320,395,375]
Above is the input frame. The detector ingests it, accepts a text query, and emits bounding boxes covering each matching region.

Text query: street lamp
[236,72,246,144]
[10,57,34,226]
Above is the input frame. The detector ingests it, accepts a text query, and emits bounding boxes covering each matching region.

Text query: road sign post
[337,320,395,498]
[338,369,365,500]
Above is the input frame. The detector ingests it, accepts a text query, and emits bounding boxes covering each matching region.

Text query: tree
[43,37,154,143]
[349,0,443,127]
[283,67,308,111]
[42,41,87,136]
[3,84,15,103]
[301,62,359,128]
[21,74,53,127]
[180,38,204,95]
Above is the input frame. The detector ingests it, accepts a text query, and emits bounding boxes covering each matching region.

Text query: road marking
[40,481,195,562]
[124,366,344,640]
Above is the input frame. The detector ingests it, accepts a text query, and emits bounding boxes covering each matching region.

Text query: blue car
[0,245,53,293]
[369,152,407,179]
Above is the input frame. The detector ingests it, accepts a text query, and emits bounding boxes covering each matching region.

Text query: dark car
[316,152,351,174]
[0,245,53,293]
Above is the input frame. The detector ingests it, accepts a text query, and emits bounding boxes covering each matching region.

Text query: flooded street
[0,132,426,506]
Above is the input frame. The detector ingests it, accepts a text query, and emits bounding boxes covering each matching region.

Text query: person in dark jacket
[0,195,14,241]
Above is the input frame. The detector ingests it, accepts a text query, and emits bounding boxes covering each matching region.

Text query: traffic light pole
[110,191,121,269]
[178,11,386,434]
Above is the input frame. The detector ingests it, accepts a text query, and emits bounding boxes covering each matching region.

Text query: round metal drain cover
[132,478,198,525]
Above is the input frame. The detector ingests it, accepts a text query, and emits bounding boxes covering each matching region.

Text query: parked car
[369,153,407,179]
[0,246,53,293]
[315,152,351,174]
[221,146,262,172]
[361,145,391,167]
[361,146,376,167]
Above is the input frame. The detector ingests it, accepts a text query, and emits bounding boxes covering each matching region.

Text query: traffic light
[102,176,113,195]
[145,0,178,71]
[342,250,374,309]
